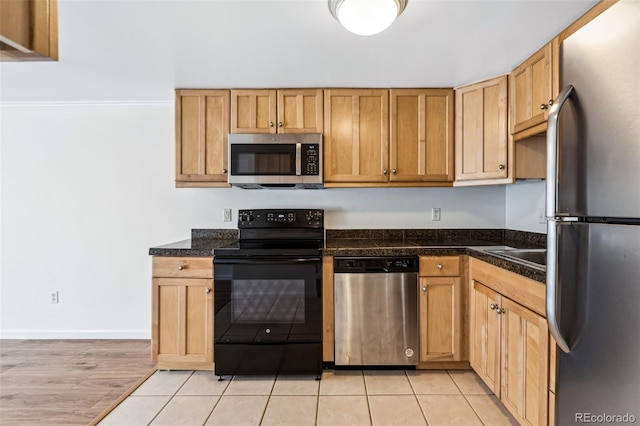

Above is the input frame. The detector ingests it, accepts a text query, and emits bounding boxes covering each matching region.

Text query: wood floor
[0,339,156,425]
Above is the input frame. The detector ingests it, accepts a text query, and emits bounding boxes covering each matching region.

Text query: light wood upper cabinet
[0,0,58,61]
[324,89,389,183]
[231,89,323,134]
[277,89,324,133]
[390,89,454,182]
[510,42,556,136]
[175,89,230,188]
[152,257,214,371]
[231,89,277,133]
[455,75,511,185]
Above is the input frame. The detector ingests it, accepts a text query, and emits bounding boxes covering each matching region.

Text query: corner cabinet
[151,257,214,370]
[231,89,323,134]
[390,89,454,183]
[0,0,58,61]
[418,256,463,365]
[175,89,230,188]
[454,75,512,186]
[510,41,558,138]
[469,258,549,426]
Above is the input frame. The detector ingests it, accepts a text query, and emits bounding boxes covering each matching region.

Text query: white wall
[505,180,547,233]
[0,105,505,338]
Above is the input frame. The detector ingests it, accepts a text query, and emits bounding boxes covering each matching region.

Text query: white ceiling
[0,0,598,103]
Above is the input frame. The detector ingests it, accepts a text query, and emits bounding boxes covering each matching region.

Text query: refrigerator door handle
[546,84,575,219]
[547,219,572,353]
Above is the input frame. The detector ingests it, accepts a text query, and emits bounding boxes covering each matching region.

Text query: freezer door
[554,223,640,424]
[559,0,640,218]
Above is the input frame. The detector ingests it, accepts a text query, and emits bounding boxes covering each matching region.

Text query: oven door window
[214,261,322,343]
[231,144,296,176]
[232,279,305,324]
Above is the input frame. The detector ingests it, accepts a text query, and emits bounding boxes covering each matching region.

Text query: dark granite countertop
[148,229,238,257]
[149,228,546,283]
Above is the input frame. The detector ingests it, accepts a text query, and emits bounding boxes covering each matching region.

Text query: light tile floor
[98,369,518,426]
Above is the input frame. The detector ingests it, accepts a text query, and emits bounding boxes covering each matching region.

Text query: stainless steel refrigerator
[546,0,640,423]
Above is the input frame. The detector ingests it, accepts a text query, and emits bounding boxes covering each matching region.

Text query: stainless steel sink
[484,248,547,269]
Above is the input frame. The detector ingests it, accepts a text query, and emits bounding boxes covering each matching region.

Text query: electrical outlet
[51,291,59,304]
[538,208,546,224]
[431,208,441,221]
[223,208,232,222]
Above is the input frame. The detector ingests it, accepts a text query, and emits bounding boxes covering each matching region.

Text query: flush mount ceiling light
[328,0,408,36]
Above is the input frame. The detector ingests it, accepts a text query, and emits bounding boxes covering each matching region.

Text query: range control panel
[238,209,324,228]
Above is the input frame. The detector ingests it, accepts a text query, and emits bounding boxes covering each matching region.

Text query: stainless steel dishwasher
[333,257,419,366]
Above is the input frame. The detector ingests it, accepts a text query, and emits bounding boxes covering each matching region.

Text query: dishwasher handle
[334,256,419,273]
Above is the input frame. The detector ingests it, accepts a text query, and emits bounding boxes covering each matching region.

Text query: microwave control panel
[301,144,320,176]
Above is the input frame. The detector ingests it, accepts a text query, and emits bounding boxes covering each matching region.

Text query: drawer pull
[178,265,185,271]
[437,263,443,269]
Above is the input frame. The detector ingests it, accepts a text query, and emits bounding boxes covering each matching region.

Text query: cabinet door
[511,43,553,135]
[500,297,549,426]
[231,89,277,133]
[152,278,214,370]
[277,89,323,133]
[419,277,462,362]
[455,75,509,182]
[469,280,501,394]
[390,89,454,182]
[324,89,389,183]
[0,0,58,61]
[175,90,230,187]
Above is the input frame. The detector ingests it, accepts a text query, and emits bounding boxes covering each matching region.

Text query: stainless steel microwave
[227,133,323,189]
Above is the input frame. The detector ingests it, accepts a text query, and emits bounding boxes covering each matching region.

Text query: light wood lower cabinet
[469,259,549,425]
[418,256,464,365]
[151,257,214,370]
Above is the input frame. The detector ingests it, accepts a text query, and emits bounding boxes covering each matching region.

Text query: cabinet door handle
[269,121,274,128]
[278,121,283,128]
[206,288,211,293]
[498,164,505,170]
[222,169,228,174]
[421,286,427,292]
[392,169,397,174]
[383,169,388,175]
[496,307,505,315]
[490,303,497,310]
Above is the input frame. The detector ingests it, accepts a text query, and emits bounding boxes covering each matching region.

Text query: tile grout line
[202,372,233,425]
[446,369,487,426]
[144,370,195,426]
[362,370,374,426]
[405,370,431,426]
[257,374,278,425]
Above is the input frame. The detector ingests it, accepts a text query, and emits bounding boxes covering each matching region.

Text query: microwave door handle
[296,143,302,176]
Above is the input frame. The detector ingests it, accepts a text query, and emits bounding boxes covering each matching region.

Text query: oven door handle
[213,257,321,265]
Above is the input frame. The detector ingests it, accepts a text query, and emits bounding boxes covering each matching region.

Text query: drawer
[152,256,213,278]
[419,256,460,276]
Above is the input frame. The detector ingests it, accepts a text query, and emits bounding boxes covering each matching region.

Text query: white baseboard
[0,330,150,339]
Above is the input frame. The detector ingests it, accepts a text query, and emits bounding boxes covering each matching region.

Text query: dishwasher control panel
[334,257,419,273]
